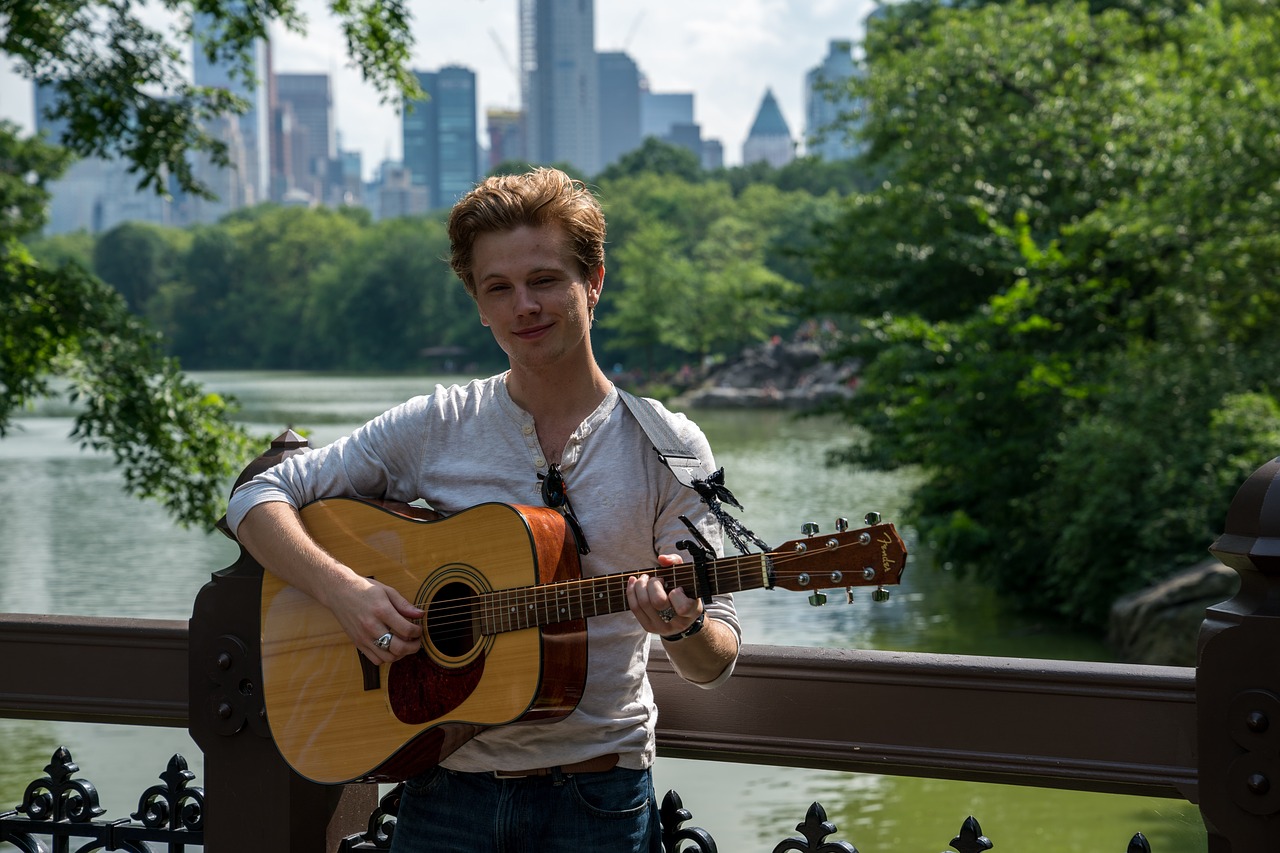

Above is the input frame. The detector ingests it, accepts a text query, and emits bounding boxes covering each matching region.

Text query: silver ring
[658,607,676,623]
[374,632,393,650]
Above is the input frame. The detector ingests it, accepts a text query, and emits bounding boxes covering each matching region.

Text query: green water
[0,372,1206,851]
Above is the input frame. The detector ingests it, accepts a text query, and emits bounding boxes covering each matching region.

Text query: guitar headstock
[771,515,907,603]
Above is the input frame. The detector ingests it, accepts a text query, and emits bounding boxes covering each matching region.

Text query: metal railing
[2,439,1277,851]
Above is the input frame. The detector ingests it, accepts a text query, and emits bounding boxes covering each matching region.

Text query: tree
[3,0,419,199]
[2,125,253,526]
[600,221,697,373]
[596,138,703,184]
[304,216,488,371]
[25,230,95,271]
[2,0,420,526]
[808,0,1280,627]
[92,221,190,314]
[215,205,364,368]
[684,217,798,361]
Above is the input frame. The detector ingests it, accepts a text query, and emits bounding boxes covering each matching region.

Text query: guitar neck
[478,553,769,635]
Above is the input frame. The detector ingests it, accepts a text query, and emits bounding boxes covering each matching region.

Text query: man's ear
[588,266,605,306]
[477,304,490,327]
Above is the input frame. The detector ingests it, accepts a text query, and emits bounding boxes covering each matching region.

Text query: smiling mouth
[514,324,552,339]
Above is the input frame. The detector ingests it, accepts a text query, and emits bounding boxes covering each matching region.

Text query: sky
[0,0,876,177]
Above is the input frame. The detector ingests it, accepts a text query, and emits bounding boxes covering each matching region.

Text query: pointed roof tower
[748,88,791,138]
[743,88,795,168]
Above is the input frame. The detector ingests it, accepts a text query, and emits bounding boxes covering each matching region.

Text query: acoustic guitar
[259,497,907,784]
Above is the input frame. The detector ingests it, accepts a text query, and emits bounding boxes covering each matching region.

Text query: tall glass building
[597,51,641,169]
[404,66,479,211]
[275,73,334,204]
[519,0,601,176]
[192,10,270,205]
[804,39,863,161]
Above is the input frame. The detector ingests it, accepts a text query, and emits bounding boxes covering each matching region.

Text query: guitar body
[259,498,585,784]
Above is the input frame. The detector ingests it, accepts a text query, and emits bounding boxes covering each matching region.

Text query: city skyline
[0,0,876,178]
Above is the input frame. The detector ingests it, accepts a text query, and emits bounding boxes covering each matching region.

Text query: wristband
[661,612,706,642]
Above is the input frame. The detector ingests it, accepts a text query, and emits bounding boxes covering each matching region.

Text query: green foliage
[25,230,95,270]
[304,216,488,370]
[92,222,191,314]
[713,155,879,198]
[2,235,254,526]
[0,121,73,235]
[4,0,419,198]
[600,220,698,371]
[2,0,419,528]
[596,138,704,184]
[596,174,804,371]
[810,0,1280,627]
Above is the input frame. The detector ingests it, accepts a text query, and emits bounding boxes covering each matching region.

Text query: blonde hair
[447,167,606,298]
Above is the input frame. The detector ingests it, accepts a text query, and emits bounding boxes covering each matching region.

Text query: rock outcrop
[1107,559,1239,666]
[674,341,858,409]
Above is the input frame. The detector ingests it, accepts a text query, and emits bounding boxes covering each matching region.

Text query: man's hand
[330,574,425,664]
[237,500,424,664]
[626,554,703,636]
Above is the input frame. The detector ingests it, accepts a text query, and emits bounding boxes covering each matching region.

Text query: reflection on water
[0,372,1204,851]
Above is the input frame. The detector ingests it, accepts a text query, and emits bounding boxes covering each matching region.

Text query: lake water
[0,372,1207,851]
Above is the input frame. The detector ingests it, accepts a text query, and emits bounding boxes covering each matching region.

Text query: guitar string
[397,543,900,637]
[406,546,895,628]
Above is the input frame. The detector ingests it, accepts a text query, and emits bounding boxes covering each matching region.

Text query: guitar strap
[615,388,709,490]
[616,388,771,556]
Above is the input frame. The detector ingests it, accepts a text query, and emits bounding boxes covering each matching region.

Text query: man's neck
[506,360,612,424]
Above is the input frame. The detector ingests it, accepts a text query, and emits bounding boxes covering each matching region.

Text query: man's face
[471,224,603,372]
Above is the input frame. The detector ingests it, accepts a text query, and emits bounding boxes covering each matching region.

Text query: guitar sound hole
[426,581,478,658]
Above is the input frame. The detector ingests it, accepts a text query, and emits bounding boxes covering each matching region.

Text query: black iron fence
[1,746,1156,852]
[2,439,1278,851]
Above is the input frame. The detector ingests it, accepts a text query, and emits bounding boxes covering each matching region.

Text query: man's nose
[513,284,540,314]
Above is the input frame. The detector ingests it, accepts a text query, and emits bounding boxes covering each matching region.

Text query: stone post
[1198,455,1280,851]
[189,431,377,851]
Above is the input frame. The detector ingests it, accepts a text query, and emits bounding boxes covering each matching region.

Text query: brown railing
[2,442,1278,851]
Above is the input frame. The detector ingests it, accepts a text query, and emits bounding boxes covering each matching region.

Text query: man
[226,167,741,852]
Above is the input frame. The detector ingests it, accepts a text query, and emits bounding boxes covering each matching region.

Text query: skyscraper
[519,0,601,176]
[192,11,269,206]
[742,88,795,168]
[404,66,480,210]
[486,109,525,171]
[275,73,334,203]
[597,51,641,168]
[804,39,862,161]
[640,91,694,142]
[36,81,171,234]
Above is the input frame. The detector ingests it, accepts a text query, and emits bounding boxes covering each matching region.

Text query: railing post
[1198,455,1280,852]
[189,430,377,851]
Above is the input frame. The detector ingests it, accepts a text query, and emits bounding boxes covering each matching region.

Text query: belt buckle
[491,768,543,780]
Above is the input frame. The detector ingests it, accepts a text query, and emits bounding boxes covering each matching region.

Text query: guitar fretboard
[478,553,772,635]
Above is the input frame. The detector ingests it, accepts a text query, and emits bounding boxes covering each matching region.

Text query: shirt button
[534,457,546,468]
[522,424,534,435]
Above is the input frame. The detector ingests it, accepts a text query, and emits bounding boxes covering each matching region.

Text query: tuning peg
[864,511,882,526]
[845,587,854,604]
[808,591,828,607]
[835,517,849,533]
[801,522,820,537]
[872,586,891,603]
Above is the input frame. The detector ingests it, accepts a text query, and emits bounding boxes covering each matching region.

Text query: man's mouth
[513,323,552,340]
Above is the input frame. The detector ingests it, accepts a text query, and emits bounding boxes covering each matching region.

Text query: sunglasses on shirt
[539,463,590,555]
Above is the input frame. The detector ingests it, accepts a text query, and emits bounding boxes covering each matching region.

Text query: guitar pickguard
[388,650,484,724]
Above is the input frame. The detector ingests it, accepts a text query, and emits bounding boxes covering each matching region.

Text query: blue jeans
[388,765,662,853]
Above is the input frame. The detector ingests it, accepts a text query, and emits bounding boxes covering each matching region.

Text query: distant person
[227,167,741,852]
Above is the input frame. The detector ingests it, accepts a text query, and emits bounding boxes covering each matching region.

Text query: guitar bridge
[358,652,380,691]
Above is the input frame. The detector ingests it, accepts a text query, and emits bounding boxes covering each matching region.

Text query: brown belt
[490,753,619,779]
